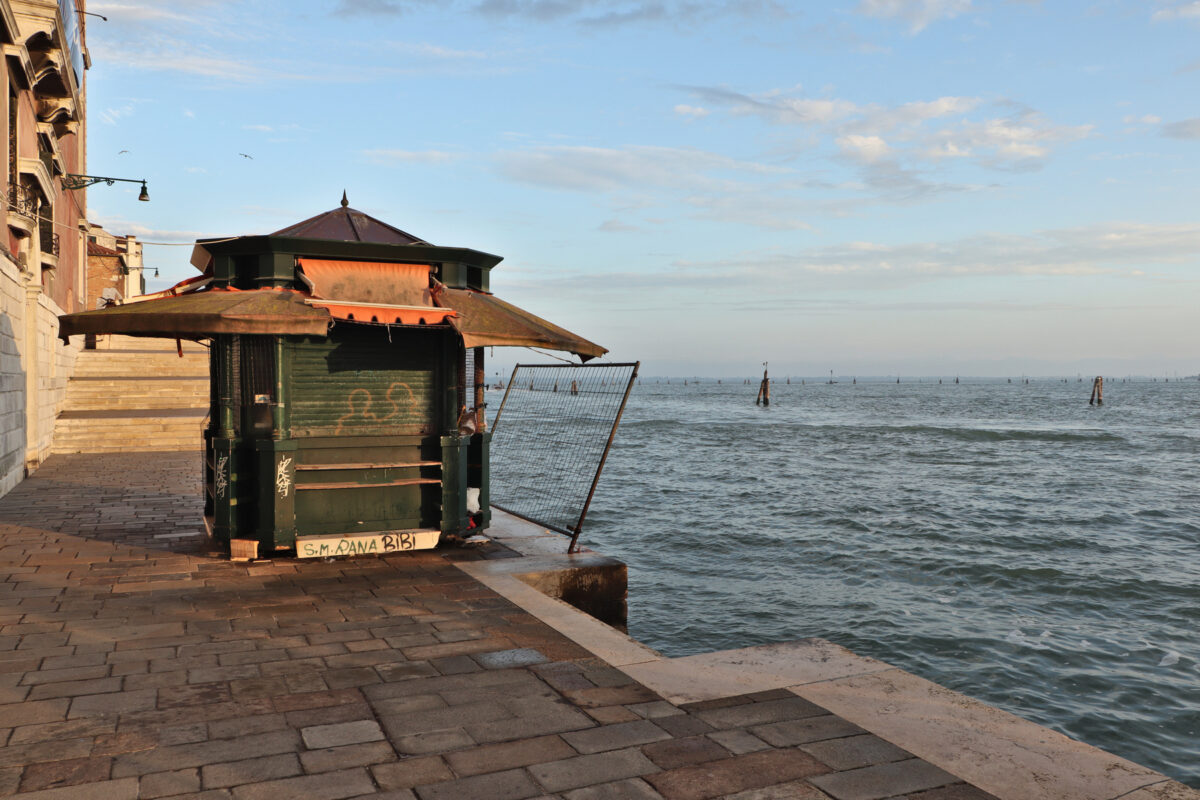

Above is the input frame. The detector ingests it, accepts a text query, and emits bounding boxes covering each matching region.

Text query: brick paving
[0,451,1001,800]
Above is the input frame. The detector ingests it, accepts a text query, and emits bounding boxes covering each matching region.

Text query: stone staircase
[52,335,209,454]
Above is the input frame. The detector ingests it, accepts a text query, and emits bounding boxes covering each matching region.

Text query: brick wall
[85,253,124,310]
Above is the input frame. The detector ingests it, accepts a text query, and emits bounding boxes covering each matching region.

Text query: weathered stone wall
[0,258,26,497]
[0,254,78,497]
[34,291,76,465]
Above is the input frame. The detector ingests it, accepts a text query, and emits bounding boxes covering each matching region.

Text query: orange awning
[297,258,432,307]
[296,258,457,325]
[432,285,607,361]
[305,300,454,326]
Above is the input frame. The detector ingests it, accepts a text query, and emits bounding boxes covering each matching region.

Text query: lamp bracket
[62,174,145,191]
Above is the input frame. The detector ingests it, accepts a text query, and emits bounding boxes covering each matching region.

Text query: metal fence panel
[490,362,638,552]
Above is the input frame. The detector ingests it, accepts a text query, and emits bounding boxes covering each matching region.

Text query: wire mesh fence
[489,362,638,551]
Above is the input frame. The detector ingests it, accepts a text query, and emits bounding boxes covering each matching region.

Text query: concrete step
[53,338,212,453]
[55,411,207,424]
[63,382,209,407]
[65,381,208,392]
[62,397,209,411]
[65,381,208,393]
[51,439,204,454]
[50,420,206,453]
[71,359,209,378]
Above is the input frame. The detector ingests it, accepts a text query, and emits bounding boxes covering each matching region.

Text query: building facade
[0,0,87,494]
[87,222,145,305]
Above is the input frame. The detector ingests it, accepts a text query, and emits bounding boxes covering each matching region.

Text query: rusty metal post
[474,347,486,431]
[490,365,520,431]
[569,362,640,554]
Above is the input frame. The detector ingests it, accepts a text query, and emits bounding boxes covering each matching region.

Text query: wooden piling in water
[1089,376,1103,406]
[755,365,770,406]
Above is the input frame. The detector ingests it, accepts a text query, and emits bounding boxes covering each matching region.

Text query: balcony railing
[38,217,59,256]
[8,184,37,218]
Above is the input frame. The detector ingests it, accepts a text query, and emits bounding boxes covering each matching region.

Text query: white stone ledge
[462,509,1200,800]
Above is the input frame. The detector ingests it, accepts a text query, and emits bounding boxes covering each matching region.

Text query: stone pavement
[0,451,1003,799]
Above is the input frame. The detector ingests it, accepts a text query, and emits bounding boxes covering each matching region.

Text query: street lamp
[61,174,149,201]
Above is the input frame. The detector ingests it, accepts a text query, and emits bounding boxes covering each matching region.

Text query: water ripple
[579,379,1200,788]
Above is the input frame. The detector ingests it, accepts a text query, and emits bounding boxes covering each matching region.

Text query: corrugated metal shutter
[289,329,443,438]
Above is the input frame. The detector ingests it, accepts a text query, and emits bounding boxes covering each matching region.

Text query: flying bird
[118,150,129,154]
[238,153,253,159]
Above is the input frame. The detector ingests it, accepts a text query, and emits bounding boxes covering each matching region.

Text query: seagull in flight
[118,150,129,154]
[239,153,253,159]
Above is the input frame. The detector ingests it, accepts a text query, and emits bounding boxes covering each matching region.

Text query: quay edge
[480,508,1199,800]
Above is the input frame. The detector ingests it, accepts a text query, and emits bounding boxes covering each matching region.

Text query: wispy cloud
[334,0,404,14]
[88,218,208,243]
[89,2,201,23]
[388,42,488,59]
[598,219,640,232]
[495,144,832,229]
[495,221,1200,308]
[363,149,462,164]
[922,111,1092,170]
[99,103,138,125]
[856,0,972,32]
[1162,117,1200,139]
[89,1,309,83]
[837,134,891,163]
[496,144,787,193]
[674,221,1200,288]
[1151,1,1200,21]
[682,84,1089,174]
[472,0,792,26]
[90,39,268,83]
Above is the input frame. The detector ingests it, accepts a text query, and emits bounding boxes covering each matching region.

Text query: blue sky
[85,1,1199,377]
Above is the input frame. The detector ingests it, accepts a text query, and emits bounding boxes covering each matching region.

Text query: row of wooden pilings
[751,371,1109,407]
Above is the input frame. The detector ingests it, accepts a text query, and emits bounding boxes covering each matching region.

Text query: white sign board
[296,529,439,559]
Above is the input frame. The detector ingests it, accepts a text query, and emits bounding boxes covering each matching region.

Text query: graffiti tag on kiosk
[275,456,293,498]
[214,455,229,498]
[334,382,417,435]
[299,531,417,558]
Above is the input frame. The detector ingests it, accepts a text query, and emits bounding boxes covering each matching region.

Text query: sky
[83,0,1200,378]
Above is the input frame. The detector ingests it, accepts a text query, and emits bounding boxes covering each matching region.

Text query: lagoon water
[574,378,1200,786]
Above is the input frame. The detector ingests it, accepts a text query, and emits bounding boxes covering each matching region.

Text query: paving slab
[0,451,1193,800]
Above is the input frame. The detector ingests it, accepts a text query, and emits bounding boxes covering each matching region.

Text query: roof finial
[340,190,349,208]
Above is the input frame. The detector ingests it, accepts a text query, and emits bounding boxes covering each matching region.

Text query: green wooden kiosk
[60,199,606,558]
